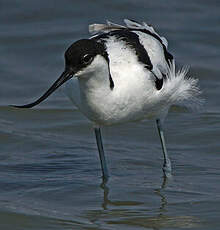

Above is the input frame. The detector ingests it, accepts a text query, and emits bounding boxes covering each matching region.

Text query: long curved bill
[12,70,74,108]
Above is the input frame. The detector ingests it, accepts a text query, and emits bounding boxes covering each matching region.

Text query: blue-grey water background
[0,0,220,229]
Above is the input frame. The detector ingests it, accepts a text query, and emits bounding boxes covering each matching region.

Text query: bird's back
[65,20,202,125]
[90,19,173,82]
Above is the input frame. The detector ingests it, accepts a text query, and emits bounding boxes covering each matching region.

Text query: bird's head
[65,39,109,77]
[12,39,113,109]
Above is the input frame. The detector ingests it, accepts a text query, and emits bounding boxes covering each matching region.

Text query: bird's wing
[123,19,168,48]
[89,19,173,89]
[89,19,172,65]
[89,19,168,48]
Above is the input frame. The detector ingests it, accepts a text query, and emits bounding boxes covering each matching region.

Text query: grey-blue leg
[156,119,172,177]
[94,127,109,179]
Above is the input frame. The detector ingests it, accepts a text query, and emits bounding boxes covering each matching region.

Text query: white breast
[64,20,202,126]
[65,37,167,126]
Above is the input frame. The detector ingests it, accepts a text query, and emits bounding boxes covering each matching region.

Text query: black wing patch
[92,28,172,91]
[128,28,173,65]
[155,77,163,90]
[92,29,153,71]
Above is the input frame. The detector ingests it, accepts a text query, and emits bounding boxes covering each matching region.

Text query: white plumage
[14,19,203,180]
[66,19,201,125]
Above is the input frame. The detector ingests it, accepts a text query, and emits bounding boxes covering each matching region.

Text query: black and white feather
[84,20,202,119]
[14,19,203,124]
[89,19,173,88]
[13,19,203,179]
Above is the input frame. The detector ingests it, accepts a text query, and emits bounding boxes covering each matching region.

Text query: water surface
[0,0,220,229]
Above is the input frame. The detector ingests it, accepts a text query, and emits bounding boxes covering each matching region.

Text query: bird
[13,19,202,180]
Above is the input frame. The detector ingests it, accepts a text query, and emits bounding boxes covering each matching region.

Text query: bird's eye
[82,54,93,64]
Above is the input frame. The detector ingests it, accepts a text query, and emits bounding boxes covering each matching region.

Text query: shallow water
[1,0,220,229]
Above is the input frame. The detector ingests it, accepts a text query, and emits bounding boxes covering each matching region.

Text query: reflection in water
[100,178,143,211]
[86,176,200,229]
[100,178,109,210]
[154,175,173,216]
[100,175,170,211]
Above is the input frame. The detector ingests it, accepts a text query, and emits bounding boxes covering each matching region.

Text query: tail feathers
[160,61,204,111]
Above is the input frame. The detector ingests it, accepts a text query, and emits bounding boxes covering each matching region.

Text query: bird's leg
[94,127,109,180]
[156,119,172,178]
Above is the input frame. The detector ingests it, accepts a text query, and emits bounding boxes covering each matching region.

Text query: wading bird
[13,19,202,180]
